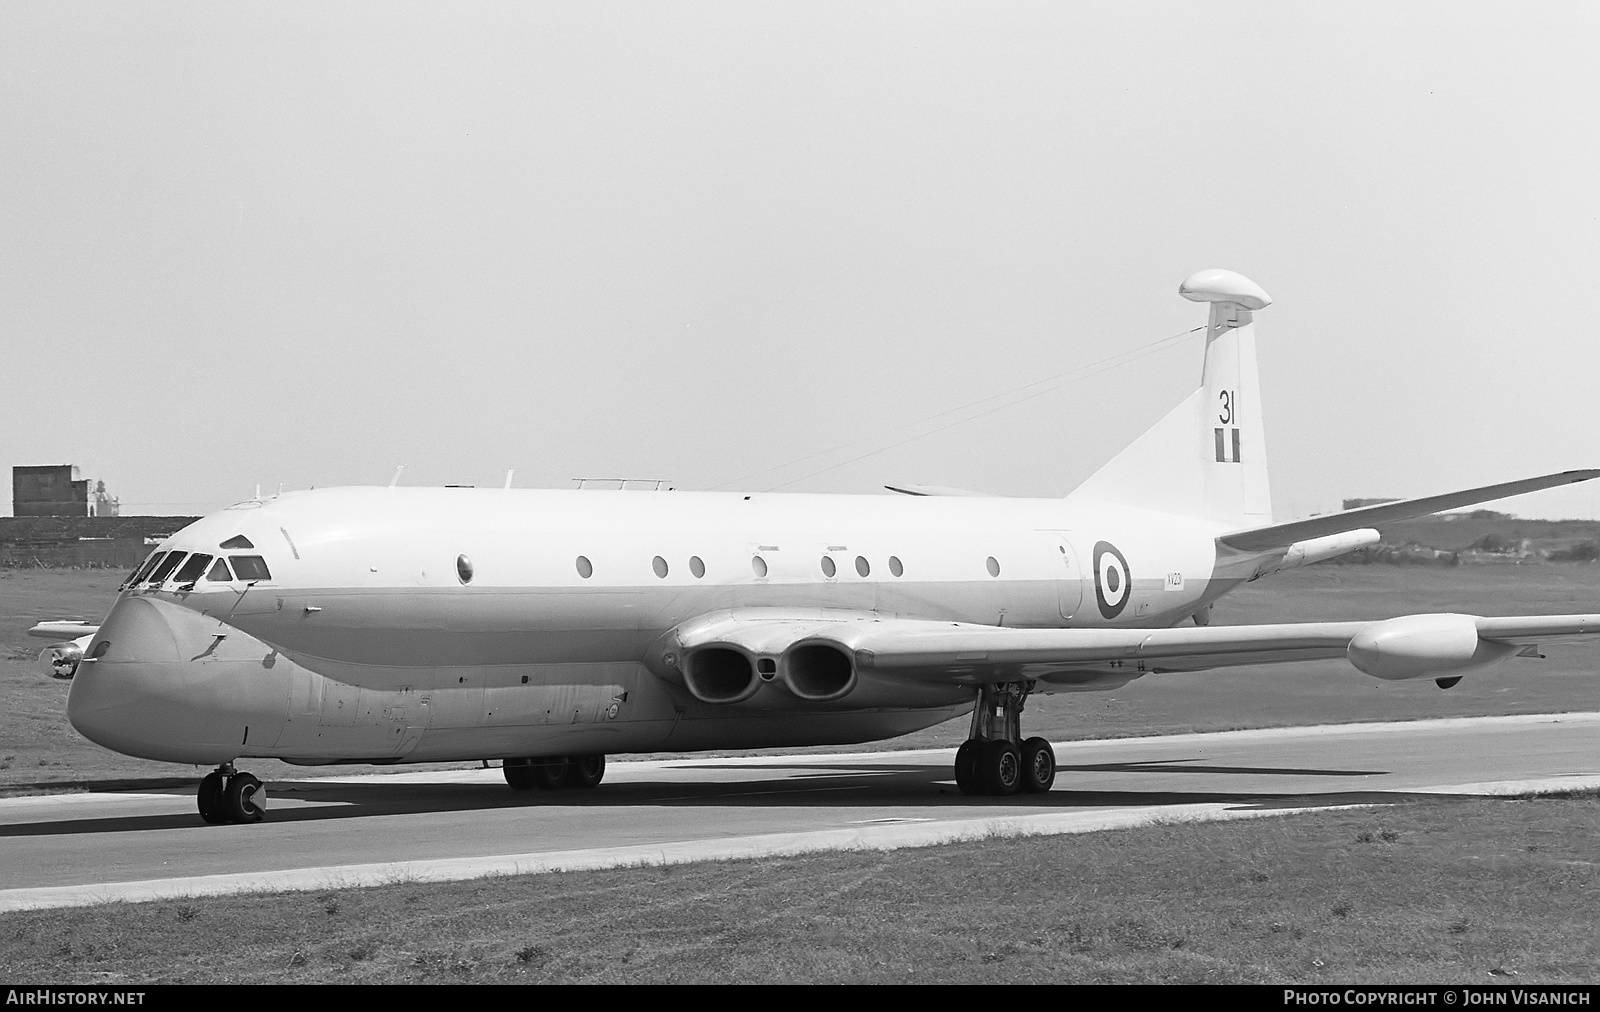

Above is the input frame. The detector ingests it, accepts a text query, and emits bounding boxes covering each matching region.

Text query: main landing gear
[503,754,606,791]
[954,682,1055,797]
[197,762,267,824]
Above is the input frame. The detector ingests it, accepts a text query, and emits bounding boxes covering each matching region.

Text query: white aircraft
[29,621,100,679]
[64,269,1600,824]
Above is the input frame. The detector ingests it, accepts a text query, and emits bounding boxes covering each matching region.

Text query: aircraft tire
[978,740,1022,796]
[197,772,228,823]
[503,758,537,791]
[565,754,606,789]
[1020,737,1056,793]
[223,773,266,824]
[530,756,570,790]
[954,741,983,795]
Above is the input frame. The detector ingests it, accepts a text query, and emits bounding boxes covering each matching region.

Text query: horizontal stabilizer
[1219,470,1600,552]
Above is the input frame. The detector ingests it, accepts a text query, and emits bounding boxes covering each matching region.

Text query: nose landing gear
[197,763,267,824]
[954,682,1055,797]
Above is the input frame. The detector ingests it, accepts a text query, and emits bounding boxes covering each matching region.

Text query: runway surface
[2,712,1597,911]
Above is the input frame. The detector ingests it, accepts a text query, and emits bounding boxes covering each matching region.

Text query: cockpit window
[220,535,254,550]
[147,552,187,585]
[230,555,272,582]
[124,551,166,589]
[173,554,214,585]
[206,558,233,582]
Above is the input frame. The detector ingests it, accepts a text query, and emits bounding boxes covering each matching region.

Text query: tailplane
[1066,269,1273,527]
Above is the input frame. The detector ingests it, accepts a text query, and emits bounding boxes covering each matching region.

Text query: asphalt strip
[2,711,1596,912]
[0,801,1338,911]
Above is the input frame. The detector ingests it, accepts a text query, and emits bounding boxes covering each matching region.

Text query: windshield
[146,552,187,586]
[173,554,214,586]
[123,551,165,589]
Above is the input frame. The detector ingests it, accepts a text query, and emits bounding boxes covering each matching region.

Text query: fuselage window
[205,558,233,583]
[889,556,904,577]
[855,556,870,577]
[576,556,593,579]
[820,556,836,578]
[751,555,768,578]
[220,535,254,550]
[231,555,272,582]
[126,551,166,588]
[986,556,1001,577]
[689,555,705,578]
[147,552,187,586]
[457,554,474,584]
[173,553,214,586]
[652,556,668,578]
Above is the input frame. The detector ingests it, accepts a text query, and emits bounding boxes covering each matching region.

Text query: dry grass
[1,792,1595,984]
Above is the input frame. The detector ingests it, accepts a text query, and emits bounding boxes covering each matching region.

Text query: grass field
[1,792,1595,984]
[2,563,1598,791]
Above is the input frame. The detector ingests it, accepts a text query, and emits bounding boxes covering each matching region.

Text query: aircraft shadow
[0,756,1478,839]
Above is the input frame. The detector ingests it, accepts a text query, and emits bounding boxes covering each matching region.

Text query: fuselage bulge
[67,486,1233,766]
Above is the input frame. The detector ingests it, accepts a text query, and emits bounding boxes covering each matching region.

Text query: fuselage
[67,486,1245,765]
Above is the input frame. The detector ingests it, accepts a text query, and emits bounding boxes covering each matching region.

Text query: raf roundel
[1093,541,1131,619]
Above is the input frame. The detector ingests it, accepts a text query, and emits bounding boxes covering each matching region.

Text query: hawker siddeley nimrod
[55,269,1600,823]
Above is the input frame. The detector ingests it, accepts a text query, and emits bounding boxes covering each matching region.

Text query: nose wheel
[954,683,1055,797]
[197,764,267,824]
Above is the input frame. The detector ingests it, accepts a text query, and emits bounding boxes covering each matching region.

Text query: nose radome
[67,596,217,763]
[88,596,182,665]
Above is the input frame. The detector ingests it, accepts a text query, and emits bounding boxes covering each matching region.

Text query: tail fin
[1065,269,1273,527]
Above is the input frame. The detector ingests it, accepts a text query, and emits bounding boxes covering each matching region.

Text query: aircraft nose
[65,596,242,764]
[88,596,182,665]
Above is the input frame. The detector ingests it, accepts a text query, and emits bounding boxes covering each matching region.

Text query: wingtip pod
[1347,614,1514,680]
[1179,269,1272,311]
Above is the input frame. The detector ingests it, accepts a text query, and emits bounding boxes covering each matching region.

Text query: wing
[660,609,1600,704]
[29,620,100,639]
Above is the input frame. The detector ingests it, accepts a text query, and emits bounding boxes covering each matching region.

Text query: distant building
[1343,497,1400,511]
[91,480,120,517]
[13,465,91,517]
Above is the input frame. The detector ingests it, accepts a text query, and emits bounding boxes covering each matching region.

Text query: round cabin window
[889,556,903,577]
[986,556,1001,577]
[751,555,768,578]
[820,556,836,578]
[456,554,473,584]
[690,555,705,578]
[855,556,870,577]
[652,555,669,578]
[576,556,593,579]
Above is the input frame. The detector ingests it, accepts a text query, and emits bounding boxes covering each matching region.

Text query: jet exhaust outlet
[782,643,857,702]
[684,647,761,703]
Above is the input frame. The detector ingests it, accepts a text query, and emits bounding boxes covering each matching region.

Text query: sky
[3,3,1598,520]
